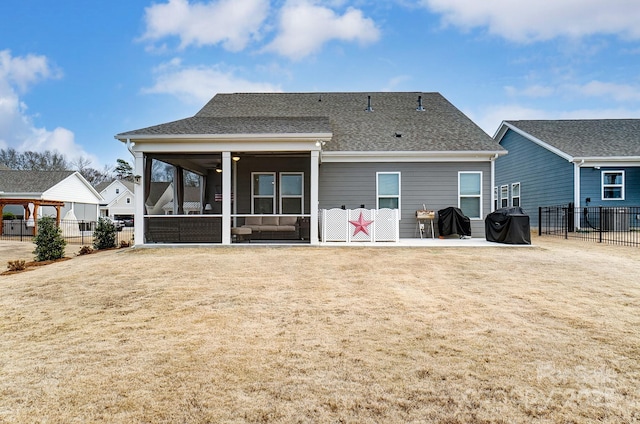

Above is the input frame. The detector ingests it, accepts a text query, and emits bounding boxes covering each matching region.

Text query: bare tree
[0,148,69,171]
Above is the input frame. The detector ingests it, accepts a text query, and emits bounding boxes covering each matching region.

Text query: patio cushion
[245,216,262,226]
[262,216,280,225]
[279,216,297,226]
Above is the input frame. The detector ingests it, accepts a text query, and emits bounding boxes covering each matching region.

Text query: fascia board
[116,133,332,142]
[502,123,573,162]
[575,157,640,167]
[128,140,328,153]
[321,151,506,163]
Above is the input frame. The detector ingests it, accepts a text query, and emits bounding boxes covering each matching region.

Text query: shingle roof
[505,119,640,157]
[117,92,501,153]
[0,170,75,193]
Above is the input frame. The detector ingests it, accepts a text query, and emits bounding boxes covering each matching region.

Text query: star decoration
[349,212,374,236]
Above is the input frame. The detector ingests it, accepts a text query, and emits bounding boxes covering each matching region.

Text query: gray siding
[319,162,492,238]
[496,129,574,226]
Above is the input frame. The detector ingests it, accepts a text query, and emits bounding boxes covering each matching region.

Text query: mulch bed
[2,257,73,276]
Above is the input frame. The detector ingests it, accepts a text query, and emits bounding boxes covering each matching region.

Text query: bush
[2,212,17,220]
[119,240,130,248]
[78,245,93,255]
[33,217,66,262]
[7,259,26,271]
[93,217,117,250]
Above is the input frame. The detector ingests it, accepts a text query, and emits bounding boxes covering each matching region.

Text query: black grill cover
[437,207,471,237]
[485,207,531,244]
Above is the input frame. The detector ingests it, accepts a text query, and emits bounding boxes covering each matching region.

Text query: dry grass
[0,238,639,423]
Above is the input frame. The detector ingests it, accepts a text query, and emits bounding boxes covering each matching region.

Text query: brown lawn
[0,238,638,423]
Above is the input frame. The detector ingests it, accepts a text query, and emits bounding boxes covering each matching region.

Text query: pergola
[0,199,65,234]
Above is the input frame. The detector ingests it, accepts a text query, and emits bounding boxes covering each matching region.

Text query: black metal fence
[1,219,134,246]
[539,205,640,247]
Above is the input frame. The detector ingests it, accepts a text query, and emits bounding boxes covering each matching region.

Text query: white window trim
[459,171,483,219]
[601,170,625,201]
[251,172,276,214]
[500,184,509,208]
[511,182,520,207]
[279,172,304,214]
[493,186,498,211]
[376,172,401,218]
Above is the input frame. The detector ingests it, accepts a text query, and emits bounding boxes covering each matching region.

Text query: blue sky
[1,0,640,169]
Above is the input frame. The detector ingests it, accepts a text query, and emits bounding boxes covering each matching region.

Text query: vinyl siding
[580,166,640,206]
[43,174,101,204]
[496,129,574,226]
[319,162,492,238]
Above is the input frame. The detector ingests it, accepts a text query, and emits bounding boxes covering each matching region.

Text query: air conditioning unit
[601,207,629,231]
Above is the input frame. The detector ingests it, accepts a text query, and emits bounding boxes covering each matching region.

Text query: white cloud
[505,84,555,98]
[569,80,640,102]
[0,50,96,165]
[141,0,270,51]
[420,0,640,42]
[264,0,380,60]
[142,59,282,103]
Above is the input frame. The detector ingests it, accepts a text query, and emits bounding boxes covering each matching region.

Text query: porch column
[310,150,320,245]
[222,151,232,244]
[134,151,145,245]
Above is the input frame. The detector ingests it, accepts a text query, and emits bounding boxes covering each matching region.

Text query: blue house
[494,119,640,228]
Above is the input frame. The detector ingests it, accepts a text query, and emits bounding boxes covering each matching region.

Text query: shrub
[93,217,117,250]
[78,245,93,255]
[2,212,17,220]
[33,217,66,262]
[7,259,26,271]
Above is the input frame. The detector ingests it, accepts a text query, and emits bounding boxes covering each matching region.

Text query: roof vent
[365,95,373,112]
[394,132,402,138]
[416,95,425,111]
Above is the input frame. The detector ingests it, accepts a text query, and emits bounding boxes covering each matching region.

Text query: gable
[43,173,103,204]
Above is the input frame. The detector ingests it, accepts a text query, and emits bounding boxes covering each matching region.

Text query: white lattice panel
[322,208,349,241]
[374,208,399,241]
[348,208,373,242]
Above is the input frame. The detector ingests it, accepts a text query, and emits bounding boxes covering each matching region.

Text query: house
[115,92,505,245]
[97,179,135,221]
[494,119,640,228]
[0,170,103,233]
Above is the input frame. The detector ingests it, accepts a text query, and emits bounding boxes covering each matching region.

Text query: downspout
[125,139,135,156]
[573,159,584,230]
[490,153,498,213]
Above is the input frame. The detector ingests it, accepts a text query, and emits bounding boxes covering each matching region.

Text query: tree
[115,158,133,181]
[33,217,66,261]
[93,217,117,250]
[71,156,113,186]
[0,148,69,171]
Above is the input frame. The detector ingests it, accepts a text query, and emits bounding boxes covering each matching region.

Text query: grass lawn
[0,238,639,423]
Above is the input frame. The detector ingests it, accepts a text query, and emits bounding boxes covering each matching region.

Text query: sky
[1,0,640,169]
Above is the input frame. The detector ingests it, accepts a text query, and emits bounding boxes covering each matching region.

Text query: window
[500,185,508,208]
[280,173,304,214]
[377,172,401,214]
[115,188,120,194]
[511,183,520,207]
[602,171,624,200]
[126,197,131,204]
[459,172,482,219]
[494,186,498,210]
[251,173,276,214]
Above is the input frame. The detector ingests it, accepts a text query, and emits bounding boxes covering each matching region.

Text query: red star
[349,212,374,236]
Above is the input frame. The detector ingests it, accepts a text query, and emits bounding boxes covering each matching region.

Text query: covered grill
[485,207,531,244]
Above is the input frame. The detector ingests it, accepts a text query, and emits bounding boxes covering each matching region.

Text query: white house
[97,179,135,220]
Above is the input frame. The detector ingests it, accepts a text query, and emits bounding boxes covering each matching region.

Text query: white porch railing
[320,208,399,242]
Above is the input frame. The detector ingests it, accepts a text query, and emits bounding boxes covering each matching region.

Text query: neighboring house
[97,179,135,220]
[0,170,103,232]
[494,119,640,227]
[161,186,202,215]
[145,182,172,215]
[115,92,505,245]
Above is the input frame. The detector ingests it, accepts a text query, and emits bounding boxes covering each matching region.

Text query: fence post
[598,206,603,243]
[538,207,542,236]
[564,206,568,239]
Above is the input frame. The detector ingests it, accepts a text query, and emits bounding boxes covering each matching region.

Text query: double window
[459,172,482,219]
[376,172,401,214]
[602,171,624,200]
[252,172,304,214]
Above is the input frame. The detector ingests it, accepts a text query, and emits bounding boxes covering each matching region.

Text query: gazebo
[0,199,65,234]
